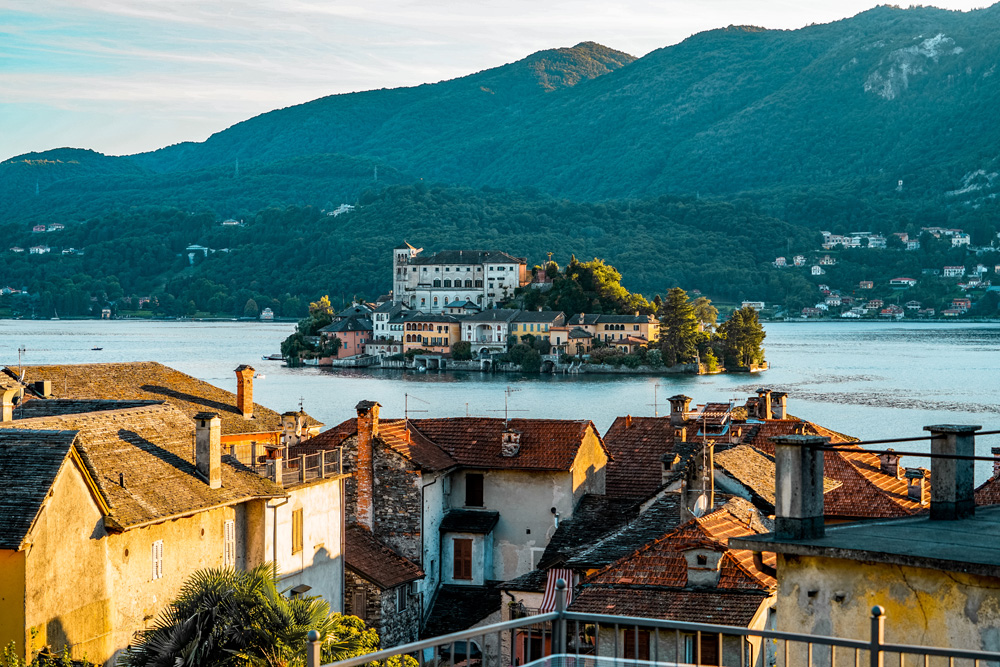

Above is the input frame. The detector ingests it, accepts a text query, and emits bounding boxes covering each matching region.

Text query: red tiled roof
[569,587,769,626]
[288,419,357,456]
[379,420,457,471]
[345,525,424,589]
[603,417,678,499]
[407,417,603,471]
[976,476,1000,506]
[583,499,775,591]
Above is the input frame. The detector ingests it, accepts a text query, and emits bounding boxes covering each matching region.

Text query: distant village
[288,243,742,375]
[768,226,1000,319]
[2,362,998,664]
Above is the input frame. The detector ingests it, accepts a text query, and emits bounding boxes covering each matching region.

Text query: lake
[2,319,998,481]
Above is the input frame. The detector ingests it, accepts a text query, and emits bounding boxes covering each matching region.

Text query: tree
[717,306,766,368]
[118,564,378,667]
[244,298,260,318]
[451,340,472,360]
[691,296,719,332]
[658,288,699,365]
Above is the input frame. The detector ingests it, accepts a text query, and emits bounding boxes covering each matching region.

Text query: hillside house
[952,298,972,312]
[29,246,50,254]
[741,301,765,310]
[461,309,519,356]
[510,310,566,345]
[866,299,884,309]
[818,255,836,265]
[905,300,922,310]
[46,223,64,232]
[403,313,462,355]
[810,266,825,276]
[880,305,904,320]
[773,257,786,267]
[793,255,806,267]
[319,316,372,359]
[31,225,45,233]
[944,266,966,278]
[889,277,916,287]
[859,281,874,289]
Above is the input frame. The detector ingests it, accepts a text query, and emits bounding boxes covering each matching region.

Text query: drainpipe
[420,473,440,625]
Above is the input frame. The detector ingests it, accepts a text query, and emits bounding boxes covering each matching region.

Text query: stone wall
[344,571,422,649]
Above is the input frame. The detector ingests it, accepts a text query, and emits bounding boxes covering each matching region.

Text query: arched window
[433,297,438,306]
[465,280,473,288]
[475,280,483,288]
[443,280,452,287]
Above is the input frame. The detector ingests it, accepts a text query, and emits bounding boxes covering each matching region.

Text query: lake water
[2,319,999,481]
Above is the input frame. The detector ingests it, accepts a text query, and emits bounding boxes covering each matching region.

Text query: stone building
[391,244,529,313]
[297,400,610,645]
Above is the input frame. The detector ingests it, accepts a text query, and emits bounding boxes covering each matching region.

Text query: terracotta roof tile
[603,417,678,499]
[976,476,1000,505]
[3,404,283,529]
[12,362,321,437]
[0,430,77,550]
[569,587,769,626]
[345,524,424,589]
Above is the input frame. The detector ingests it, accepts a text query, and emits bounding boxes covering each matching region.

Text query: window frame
[465,473,485,507]
[453,538,473,580]
[224,519,236,567]
[151,539,164,580]
[292,508,303,555]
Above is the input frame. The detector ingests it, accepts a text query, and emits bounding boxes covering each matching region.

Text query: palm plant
[119,564,366,667]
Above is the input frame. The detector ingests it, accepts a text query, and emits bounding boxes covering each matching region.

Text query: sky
[0,0,990,162]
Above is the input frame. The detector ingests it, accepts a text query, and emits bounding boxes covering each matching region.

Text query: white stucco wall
[420,471,447,617]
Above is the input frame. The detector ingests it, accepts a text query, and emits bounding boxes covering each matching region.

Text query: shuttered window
[223,519,236,567]
[624,630,650,660]
[151,540,163,580]
[453,538,473,580]
[353,589,367,621]
[292,509,303,555]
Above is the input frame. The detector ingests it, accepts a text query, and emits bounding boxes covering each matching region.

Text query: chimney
[662,453,681,483]
[878,448,902,478]
[235,365,255,419]
[281,411,305,447]
[355,400,381,529]
[924,424,980,521]
[501,429,522,457]
[1,387,17,422]
[681,545,724,587]
[773,435,827,540]
[772,392,787,420]
[993,447,1000,478]
[624,415,632,429]
[32,380,51,398]
[756,389,773,420]
[904,467,929,505]
[668,395,692,426]
[674,426,687,442]
[194,412,222,489]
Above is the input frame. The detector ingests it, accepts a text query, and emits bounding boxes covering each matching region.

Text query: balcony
[224,445,343,487]
[305,583,1000,667]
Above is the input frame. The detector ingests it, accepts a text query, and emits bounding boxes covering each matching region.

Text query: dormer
[501,428,521,457]
[680,542,725,588]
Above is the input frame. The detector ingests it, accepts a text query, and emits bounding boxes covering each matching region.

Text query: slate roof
[372,302,407,315]
[567,327,593,339]
[345,525,424,589]
[461,310,520,323]
[407,313,461,324]
[538,494,640,569]
[12,399,162,420]
[440,509,500,534]
[2,403,283,529]
[713,445,842,513]
[513,311,565,324]
[12,362,321,437]
[565,314,600,326]
[319,316,372,333]
[502,568,548,593]
[411,250,525,266]
[421,583,503,639]
[0,430,77,550]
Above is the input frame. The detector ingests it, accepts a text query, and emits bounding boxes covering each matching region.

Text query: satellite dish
[691,493,709,517]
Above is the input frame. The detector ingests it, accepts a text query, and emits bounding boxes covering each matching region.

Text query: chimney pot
[235,365,255,419]
[194,412,222,489]
[501,429,522,457]
[668,395,692,426]
[773,435,827,540]
[624,414,632,429]
[924,424,980,521]
[878,448,902,478]
[772,392,788,420]
[904,467,929,505]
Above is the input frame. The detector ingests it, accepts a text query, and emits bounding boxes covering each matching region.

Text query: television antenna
[404,393,428,431]
[648,383,663,417]
[488,386,527,426]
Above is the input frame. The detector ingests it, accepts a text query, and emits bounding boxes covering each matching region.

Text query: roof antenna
[647,382,663,417]
[298,396,304,412]
[489,386,526,428]
[404,393,429,435]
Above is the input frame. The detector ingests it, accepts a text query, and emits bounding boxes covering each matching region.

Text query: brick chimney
[993,447,1000,478]
[878,448,902,478]
[235,365,255,419]
[772,392,788,420]
[355,400,381,529]
[668,395,692,426]
[756,389,773,420]
[773,435,827,540]
[194,412,222,489]
[904,467,929,505]
[925,424,980,521]
[624,415,632,429]
[501,428,522,457]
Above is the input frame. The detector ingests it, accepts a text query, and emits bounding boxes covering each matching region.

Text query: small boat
[92,347,103,351]
[261,354,284,361]
[254,373,266,379]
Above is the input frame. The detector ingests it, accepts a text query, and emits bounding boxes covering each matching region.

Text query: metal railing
[225,444,343,486]
[306,581,1000,667]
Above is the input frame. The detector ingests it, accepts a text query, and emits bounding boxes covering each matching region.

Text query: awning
[538,568,574,612]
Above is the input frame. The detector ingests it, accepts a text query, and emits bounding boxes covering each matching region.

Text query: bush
[646,349,663,367]
[622,354,642,369]
[521,349,542,373]
[451,341,472,360]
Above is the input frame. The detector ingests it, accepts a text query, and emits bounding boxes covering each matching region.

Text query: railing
[307,582,1000,667]
[225,445,343,486]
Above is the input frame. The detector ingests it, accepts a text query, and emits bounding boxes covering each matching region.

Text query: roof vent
[680,543,724,588]
[501,429,521,457]
[904,467,929,505]
[879,449,902,478]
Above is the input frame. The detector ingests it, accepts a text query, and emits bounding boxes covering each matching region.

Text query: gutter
[104,493,286,533]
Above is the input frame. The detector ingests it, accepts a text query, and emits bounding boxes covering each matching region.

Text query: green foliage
[244,299,260,318]
[717,307,767,368]
[520,349,542,373]
[513,257,652,315]
[450,340,473,360]
[117,563,379,667]
[703,347,720,373]
[658,288,699,365]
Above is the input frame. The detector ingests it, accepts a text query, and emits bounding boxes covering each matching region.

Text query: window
[466,473,484,507]
[684,633,720,665]
[353,589,367,621]
[624,630,650,660]
[453,538,473,580]
[151,540,163,580]
[444,279,452,287]
[292,508,303,555]
[397,585,408,612]
[224,519,236,567]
